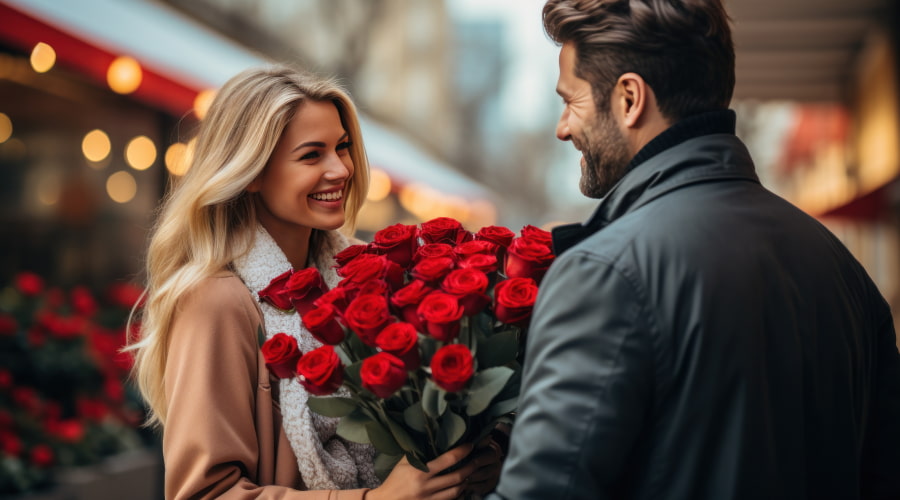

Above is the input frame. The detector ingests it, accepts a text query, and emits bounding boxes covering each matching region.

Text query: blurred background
[1,0,899,497]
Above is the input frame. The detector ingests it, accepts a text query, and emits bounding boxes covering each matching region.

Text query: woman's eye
[299,151,320,161]
[336,141,352,152]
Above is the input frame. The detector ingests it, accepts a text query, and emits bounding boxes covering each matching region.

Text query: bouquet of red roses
[258,217,555,479]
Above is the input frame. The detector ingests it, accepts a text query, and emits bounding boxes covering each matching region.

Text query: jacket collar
[552,109,760,255]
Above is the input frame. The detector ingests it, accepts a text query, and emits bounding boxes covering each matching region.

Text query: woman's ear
[246,176,261,193]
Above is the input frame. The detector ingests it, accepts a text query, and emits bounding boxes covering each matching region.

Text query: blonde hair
[127,66,369,427]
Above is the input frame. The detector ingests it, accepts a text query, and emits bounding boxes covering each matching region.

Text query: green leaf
[487,397,519,418]
[307,396,358,417]
[336,409,372,444]
[373,452,403,482]
[422,379,444,418]
[466,366,515,416]
[335,344,353,366]
[476,329,519,368]
[437,411,466,450]
[256,325,266,348]
[403,401,427,433]
[384,413,422,455]
[344,360,363,387]
[347,331,374,358]
[437,386,448,417]
[366,421,403,455]
[406,452,429,472]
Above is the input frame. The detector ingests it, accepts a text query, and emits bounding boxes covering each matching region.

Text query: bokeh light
[367,168,392,201]
[125,136,156,170]
[0,113,11,143]
[106,171,137,203]
[107,56,142,94]
[82,129,111,163]
[30,42,55,73]
[193,89,216,120]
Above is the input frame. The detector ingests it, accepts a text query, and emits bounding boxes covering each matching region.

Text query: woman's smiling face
[249,99,354,240]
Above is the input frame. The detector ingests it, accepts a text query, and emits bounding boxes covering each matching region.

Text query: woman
[127,66,501,499]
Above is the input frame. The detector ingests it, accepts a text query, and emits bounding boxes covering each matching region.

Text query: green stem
[412,374,440,458]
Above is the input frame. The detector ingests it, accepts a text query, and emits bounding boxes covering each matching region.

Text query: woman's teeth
[310,190,342,201]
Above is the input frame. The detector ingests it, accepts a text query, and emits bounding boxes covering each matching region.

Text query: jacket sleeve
[861,313,900,499]
[490,251,656,500]
[163,276,369,500]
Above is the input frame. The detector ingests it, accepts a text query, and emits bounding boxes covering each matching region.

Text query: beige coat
[163,272,371,499]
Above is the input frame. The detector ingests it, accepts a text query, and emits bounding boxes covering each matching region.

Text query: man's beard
[577,111,632,199]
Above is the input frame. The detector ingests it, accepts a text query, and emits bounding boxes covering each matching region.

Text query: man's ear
[614,72,650,129]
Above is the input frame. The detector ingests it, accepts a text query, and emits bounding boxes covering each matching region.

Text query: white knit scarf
[233,225,379,490]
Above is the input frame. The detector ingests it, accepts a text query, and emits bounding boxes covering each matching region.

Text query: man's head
[544,0,735,197]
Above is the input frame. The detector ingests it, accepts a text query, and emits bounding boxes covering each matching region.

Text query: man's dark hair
[543,0,735,121]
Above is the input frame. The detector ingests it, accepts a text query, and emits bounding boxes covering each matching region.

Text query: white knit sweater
[233,225,379,490]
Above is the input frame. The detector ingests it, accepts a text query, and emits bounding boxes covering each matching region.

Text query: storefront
[0,0,496,288]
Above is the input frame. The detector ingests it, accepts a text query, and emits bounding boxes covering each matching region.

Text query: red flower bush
[0,273,150,495]
[258,218,555,477]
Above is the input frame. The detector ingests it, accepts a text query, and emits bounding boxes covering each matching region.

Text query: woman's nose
[323,153,351,180]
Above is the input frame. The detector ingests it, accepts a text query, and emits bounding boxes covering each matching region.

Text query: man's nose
[556,111,571,142]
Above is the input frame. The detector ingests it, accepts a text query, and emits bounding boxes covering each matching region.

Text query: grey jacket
[491,111,900,500]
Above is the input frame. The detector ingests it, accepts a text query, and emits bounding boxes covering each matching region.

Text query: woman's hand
[367,443,478,500]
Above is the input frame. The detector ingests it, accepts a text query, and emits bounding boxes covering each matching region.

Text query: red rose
[419,217,472,245]
[262,333,303,379]
[411,257,456,283]
[15,272,43,297]
[390,280,435,332]
[29,444,54,468]
[104,377,124,402]
[417,292,464,342]
[521,224,553,247]
[334,244,369,267]
[0,314,17,337]
[356,279,390,298]
[314,287,352,313]
[0,410,12,429]
[0,370,11,390]
[441,268,490,316]
[1,432,22,456]
[459,254,499,274]
[430,344,474,392]
[284,268,327,315]
[107,282,145,309]
[296,345,344,396]
[302,305,345,345]
[344,294,394,346]
[371,223,419,268]
[505,237,554,284]
[258,270,293,310]
[475,225,515,249]
[414,243,457,263]
[493,277,539,327]
[360,352,408,398]
[375,322,421,370]
[51,419,84,443]
[454,240,499,261]
[338,254,404,291]
[77,398,109,421]
[70,286,98,317]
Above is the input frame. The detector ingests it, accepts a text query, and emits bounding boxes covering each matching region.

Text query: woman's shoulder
[179,271,259,317]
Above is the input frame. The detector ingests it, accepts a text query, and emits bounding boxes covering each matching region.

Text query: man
[488,1,900,499]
